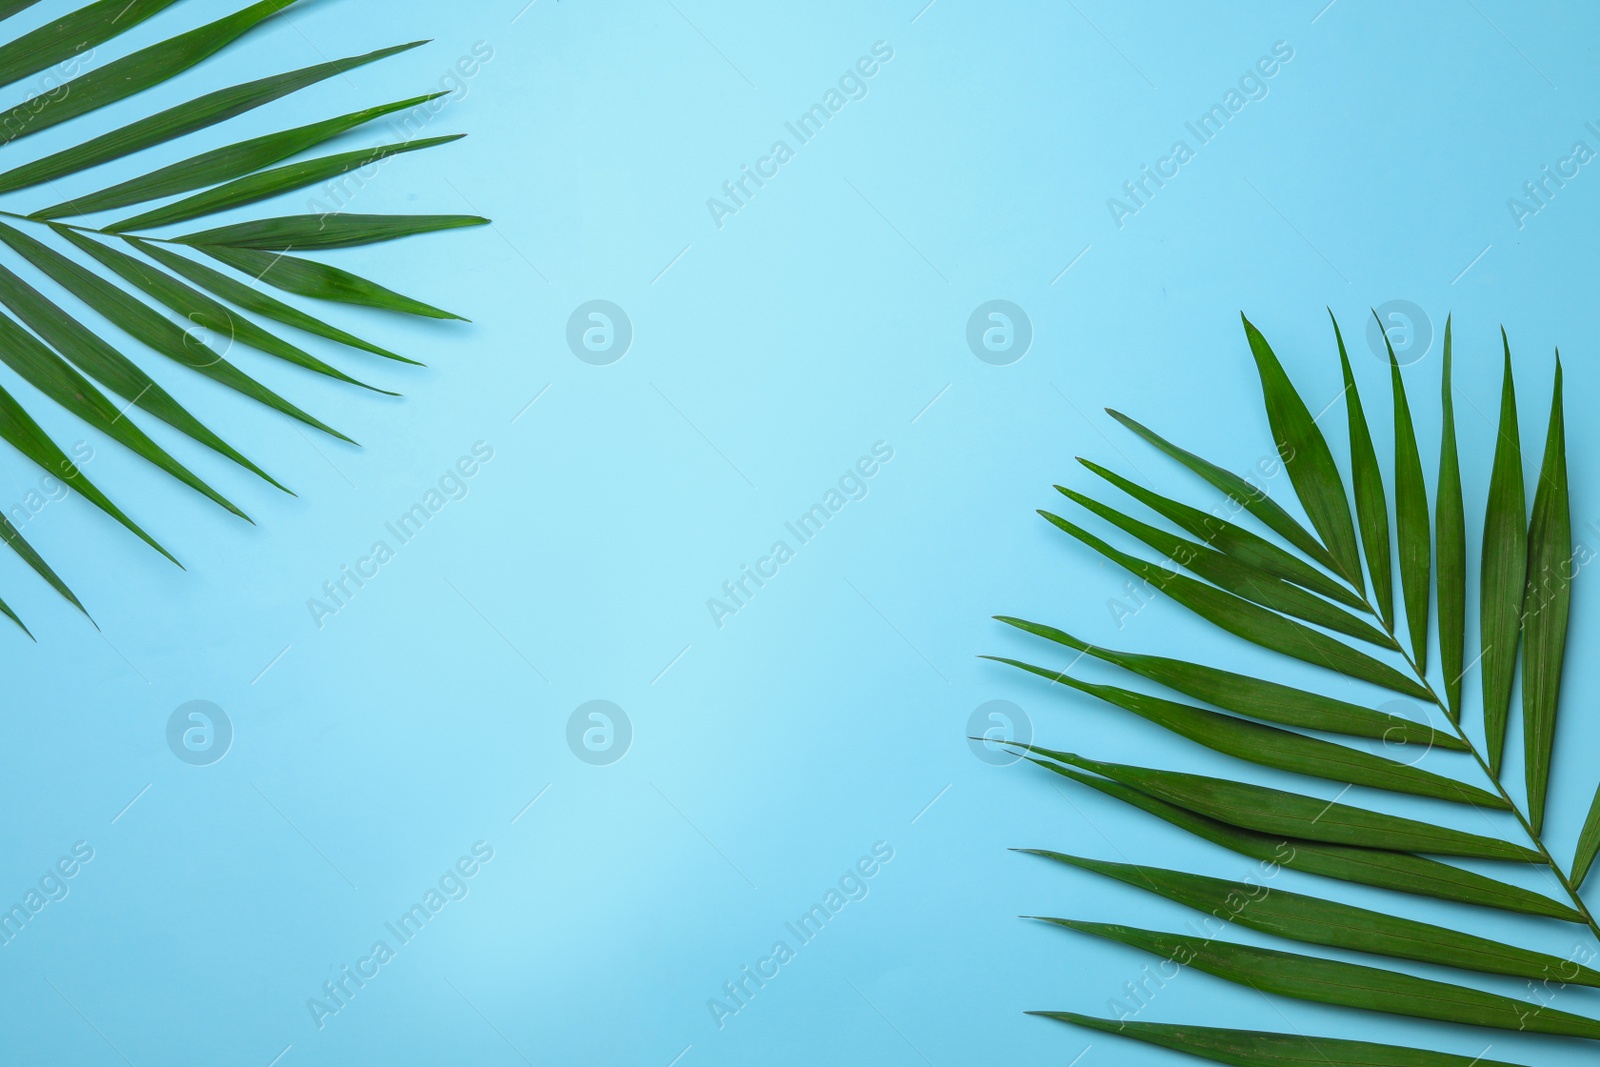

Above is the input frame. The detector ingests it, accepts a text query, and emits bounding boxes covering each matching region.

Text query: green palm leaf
[0,0,482,634]
[2,44,429,197]
[999,312,1600,1063]
[1480,336,1527,773]
[1522,359,1570,833]
[997,664,1496,806]
[1029,747,1534,860]
[1077,455,1365,606]
[1048,919,1600,1038]
[0,0,299,145]
[1242,314,1364,589]
[1030,851,1599,984]
[1436,317,1467,718]
[1388,332,1432,672]
[1039,758,1581,921]
[1043,1014,1529,1067]
[1334,312,1392,622]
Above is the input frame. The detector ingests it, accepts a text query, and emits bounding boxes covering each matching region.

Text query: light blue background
[3,0,1600,1063]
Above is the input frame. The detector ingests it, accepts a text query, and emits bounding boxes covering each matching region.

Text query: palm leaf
[1029,747,1535,860]
[1038,758,1581,922]
[1076,456,1365,606]
[1048,919,1600,1038]
[1000,312,1600,1063]
[1522,359,1570,834]
[1436,317,1466,718]
[1050,489,1389,644]
[990,619,1457,748]
[1333,312,1392,622]
[1044,1014,1530,1066]
[1029,851,1600,985]
[2,44,429,197]
[998,664,1496,806]
[1242,314,1364,590]
[1480,335,1527,774]
[0,0,300,146]
[1389,332,1432,672]
[0,1,483,633]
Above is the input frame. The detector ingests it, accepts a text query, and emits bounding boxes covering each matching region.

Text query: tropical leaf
[1522,359,1570,834]
[998,312,1600,1064]
[0,1,483,635]
[1028,851,1600,985]
[1048,919,1600,1038]
[1436,317,1466,718]
[1242,314,1364,590]
[1333,312,1392,622]
[1388,330,1432,673]
[1043,1014,1530,1066]
[1077,455,1365,606]
[1480,336,1527,774]
[1037,759,1581,921]
[998,665,1497,807]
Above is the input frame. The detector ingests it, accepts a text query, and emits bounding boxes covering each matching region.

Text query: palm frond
[1000,311,1590,1064]
[0,0,486,636]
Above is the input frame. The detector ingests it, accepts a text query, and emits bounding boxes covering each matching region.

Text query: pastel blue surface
[4,1,1600,1063]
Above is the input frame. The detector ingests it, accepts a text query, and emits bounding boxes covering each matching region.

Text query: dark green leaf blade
[1054,488,1390,646]
[0,0,300,147]
[1077,456,1365,607]
[1481,333,1527,775]
[1039,759,1582,921]
[1243,314,1364,589]
[0,379,175,565]
[198,244,465,320]
[36,91,444,219]
[0,509,84,620]
[1048,919,1600,1039]
[0,42,427,196]
[0,0,179,92]
[0,254,283,489]
[991,617,1460,749]
[1000,661,1499,807]
[112,138,465,231]
[0,3,46,23]
[1042,1013,1531,1066]
[177,213,488,251]
[1390,333,1431,673]
[1035,511,1428,699]
[1335,313,1392,621]
[0,301,248,519]
[0,591,31,638]
[1522,357,1569,833]
[1033,748,1537,861]
[1107,408,1345,578]
[1573,784,1600,889]
[55,228,391,394]
[126,239,419,364]
[1437,316,1466,719]
[0,221,351,443]
[1030,851,1599,985]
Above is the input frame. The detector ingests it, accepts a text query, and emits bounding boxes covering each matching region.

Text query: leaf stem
[0,208,175,243]
[1358,590,1600,943]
